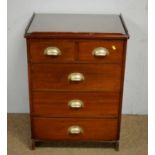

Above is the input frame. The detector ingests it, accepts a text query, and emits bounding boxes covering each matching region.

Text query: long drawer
[32,92,120,117]
[32,117,118,141]
[31,64,122,91]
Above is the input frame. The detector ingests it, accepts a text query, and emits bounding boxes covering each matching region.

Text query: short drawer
[31,64,122,91]
[32,117,118,141]
[78,40,124,63]
[32,92,120,117]
[29,39,75,62]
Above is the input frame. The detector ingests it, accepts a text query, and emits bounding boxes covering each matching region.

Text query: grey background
[7,0,148,114]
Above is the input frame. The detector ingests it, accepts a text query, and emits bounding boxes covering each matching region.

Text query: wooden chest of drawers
[25,13,129,150]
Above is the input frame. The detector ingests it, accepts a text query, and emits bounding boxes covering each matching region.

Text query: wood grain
[31,64,122,91]
[32,117,118,141]
[29,39,75,62]
[32,92,120,117]
[78,40,123,63]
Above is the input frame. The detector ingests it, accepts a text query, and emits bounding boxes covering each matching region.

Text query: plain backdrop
[7,0,148,114]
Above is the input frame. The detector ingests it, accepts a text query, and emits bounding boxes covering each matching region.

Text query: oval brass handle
[44,47,61,56]
[68,73,85,81]
[68,126,83,134]
[68,100,84,108]
[92,47,109,56]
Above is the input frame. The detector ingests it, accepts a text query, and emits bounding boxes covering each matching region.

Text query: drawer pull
[68,100,84,108]
[68,73,85,81]
[92,47,109,56]
[68,126,83,134]
[44,47,61,56]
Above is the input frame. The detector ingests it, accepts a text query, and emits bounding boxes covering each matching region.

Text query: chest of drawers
[25,13,129,150]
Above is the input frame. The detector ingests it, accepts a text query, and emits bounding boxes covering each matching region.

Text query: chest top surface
[25,13,129,38]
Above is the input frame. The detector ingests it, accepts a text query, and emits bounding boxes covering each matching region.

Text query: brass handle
[68,73,85,81]
[68,126,83,134]
[44,47,61,56]
[92,47,109,56]
[68,100,84,108]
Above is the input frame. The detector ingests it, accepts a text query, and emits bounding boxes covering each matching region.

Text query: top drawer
[29,39,75,63]
[78,40,124,63]
[29,39,124,63]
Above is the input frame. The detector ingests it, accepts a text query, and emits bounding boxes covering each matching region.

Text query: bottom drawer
[32,117,118,141]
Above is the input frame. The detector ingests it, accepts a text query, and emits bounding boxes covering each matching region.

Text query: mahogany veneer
[25,13,129,150]
[32,118,118,141]
[32,92,120,117]
[31,64,122,91]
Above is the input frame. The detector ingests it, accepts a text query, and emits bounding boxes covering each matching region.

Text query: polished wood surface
[29,39,75,63]
[31,64,122,91]
[79,40,124,62]
[32,92,120,117]
[27,14,126,34]
[32,117,118,141]
[25,14,129,39]
[25,13,129,150]
[29,39,124,63]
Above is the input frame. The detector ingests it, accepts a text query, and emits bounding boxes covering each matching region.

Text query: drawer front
[78,40,124,62]
[29,39,75,62]
[31,64,122,91]
[32,92,120,117]
[32,117,118,140]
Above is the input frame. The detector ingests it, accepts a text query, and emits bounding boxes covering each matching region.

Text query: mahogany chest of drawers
[25,13,129,150]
